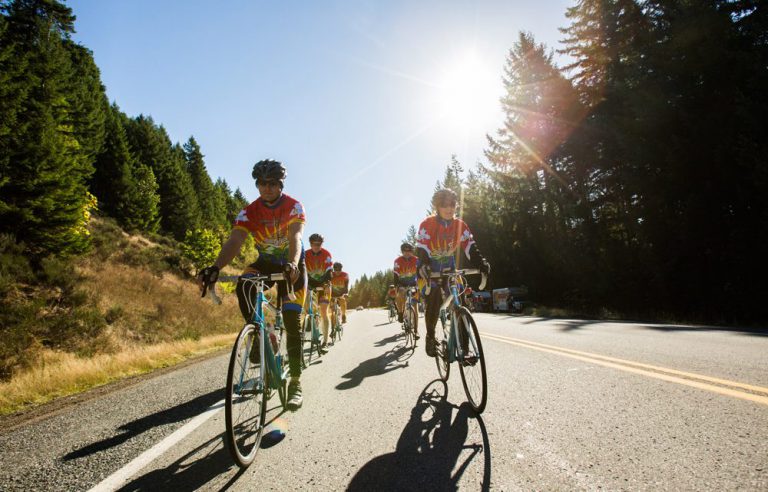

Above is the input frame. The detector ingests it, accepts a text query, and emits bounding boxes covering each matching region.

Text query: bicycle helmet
[432,188,458,209]
[309,233,324,244]
[252,159,287,187]
[333,262,342,271]
[400,242,414,253]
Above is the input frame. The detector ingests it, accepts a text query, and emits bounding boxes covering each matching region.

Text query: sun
[434,51,501,135]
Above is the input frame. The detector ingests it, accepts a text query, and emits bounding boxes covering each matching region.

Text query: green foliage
[348,269,394,308]
[181,228,221,274]
[184,136,225,230]
[0,0,100,257]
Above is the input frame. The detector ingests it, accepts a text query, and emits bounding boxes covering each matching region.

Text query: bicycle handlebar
[202,272,296,305]
[424,269,487,295]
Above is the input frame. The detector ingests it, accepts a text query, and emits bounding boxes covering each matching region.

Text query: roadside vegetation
[0,217,247,415]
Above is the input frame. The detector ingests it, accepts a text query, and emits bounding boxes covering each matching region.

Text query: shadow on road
[64,388,223,461]
[116,433,243,492]
[348,380,491,491]
[375,333,403,346]
[374,321,394,327]
[516,315,768,336]
[335,344,411,390]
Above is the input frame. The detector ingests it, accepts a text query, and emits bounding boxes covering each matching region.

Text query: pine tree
[183,136,220,229]
[0,0,96,256]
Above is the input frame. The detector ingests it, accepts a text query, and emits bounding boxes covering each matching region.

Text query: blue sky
[68,0,572,283]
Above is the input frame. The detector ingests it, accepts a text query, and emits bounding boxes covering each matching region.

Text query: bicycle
[204,273,295,468]
[330,296,343,343]
[401,287,419,349]
[387,300,396,323]
[302,286,325,367]
[425,268,488,413]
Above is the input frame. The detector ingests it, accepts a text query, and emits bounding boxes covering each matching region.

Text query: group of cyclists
[387,188,491,356]
[197,158,490,411]
[197,159,349,411]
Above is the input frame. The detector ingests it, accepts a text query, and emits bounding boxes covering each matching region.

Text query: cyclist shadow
[335,345,411,390]
[64,388,223,461]
[348,380,491,491]
[374,333,402,346]
[115,433,244,491]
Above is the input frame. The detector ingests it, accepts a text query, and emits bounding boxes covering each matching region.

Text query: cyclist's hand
[198,265,220,296]
[284,262,299,283]
[419,264,432,280]
[480,259,491,276]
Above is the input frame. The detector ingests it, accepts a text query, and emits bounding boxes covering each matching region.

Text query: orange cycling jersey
[416,215,475,272]
[394,255,418,286]
[233,193,306,265]
[330,271,349,297]
[306,248,333,284]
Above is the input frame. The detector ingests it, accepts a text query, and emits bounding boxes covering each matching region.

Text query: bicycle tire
[301,316,311,368]
[404,307,416,349]
[435,316,450,382]
[225,324,267,468]
[408,305,418,344]
[456,306,488,413]
[276,327,289,409]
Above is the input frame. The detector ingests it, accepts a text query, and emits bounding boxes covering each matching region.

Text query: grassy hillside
[0,216,244,415]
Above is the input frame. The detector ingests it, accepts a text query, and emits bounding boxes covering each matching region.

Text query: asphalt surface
[1,310,766,491]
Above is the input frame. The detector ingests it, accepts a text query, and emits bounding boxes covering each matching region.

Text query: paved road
[1,310,766,491]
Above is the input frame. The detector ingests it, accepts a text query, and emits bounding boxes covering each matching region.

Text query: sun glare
[435,51,501,135]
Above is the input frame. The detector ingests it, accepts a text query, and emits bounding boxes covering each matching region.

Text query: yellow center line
[480,331,768,407]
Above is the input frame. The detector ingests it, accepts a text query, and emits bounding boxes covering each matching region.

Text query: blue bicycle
[426,268,488,413]
[205,273,294,468]
[302,286,325,367]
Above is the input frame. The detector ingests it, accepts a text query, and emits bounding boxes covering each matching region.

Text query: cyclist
[393,242,420,338]
[198,159,307,410]
[305,233,333,352]
[330,262,350,324]
[416,188,490,357]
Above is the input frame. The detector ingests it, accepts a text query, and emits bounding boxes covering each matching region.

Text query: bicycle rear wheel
[276,327,289,409]
[301,316,311,368]
[404,307,417,349]
[225,324,266,468]
[435,321,450,382]
[456,307,488,413]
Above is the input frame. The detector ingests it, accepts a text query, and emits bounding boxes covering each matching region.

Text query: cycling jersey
[394,255,419,286]
[387,287,397,298]
[306,247,333,285]
[330,271,349,297]
[233,193,306,265]
[415,215,475,272]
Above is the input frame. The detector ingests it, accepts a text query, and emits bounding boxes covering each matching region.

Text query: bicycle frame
[430,270,485,364]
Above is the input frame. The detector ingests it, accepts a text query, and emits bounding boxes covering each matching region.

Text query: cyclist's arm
[287,222,304,267]
[393,272,400,287]
[213,228,249,269]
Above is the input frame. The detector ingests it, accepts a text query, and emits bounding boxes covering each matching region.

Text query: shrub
[181,229,220,275]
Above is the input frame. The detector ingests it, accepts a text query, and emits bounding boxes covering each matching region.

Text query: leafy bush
[181,228,220,274]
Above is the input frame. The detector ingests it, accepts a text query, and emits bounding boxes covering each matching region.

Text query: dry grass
[0,334,234,415]
[0,219,249,416]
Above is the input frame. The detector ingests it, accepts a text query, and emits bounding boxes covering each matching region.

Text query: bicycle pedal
[461,356,478,367]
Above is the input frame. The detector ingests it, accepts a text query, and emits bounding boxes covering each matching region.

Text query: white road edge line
[88,399,225,492]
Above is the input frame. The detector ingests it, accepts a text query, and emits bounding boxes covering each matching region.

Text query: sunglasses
[437,201,457,208]
[257,180,281,188]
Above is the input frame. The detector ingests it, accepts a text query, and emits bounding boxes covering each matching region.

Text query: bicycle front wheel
[225,324,267,468]
[456,307,488,413]
[435,320,450,382]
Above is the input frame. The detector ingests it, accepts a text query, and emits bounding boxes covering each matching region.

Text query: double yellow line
[481,332,768,407]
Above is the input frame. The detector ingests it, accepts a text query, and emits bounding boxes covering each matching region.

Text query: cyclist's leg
[395,287,406,322]
[276,263,306,380]
[319,286,330,345]
[339,296,347,323]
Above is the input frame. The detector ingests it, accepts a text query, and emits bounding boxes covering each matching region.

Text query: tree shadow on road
[64,388,223,461]
[348,380,491,491]
[115,433,243,492]
[335,344,411,390]
[519,316,768,337]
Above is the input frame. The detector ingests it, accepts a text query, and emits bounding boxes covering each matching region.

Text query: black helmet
[432,188,458,209]
[252,159,287,186]
[309,233,324,244]
[333,262,342,271]
[401,242,414,253]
